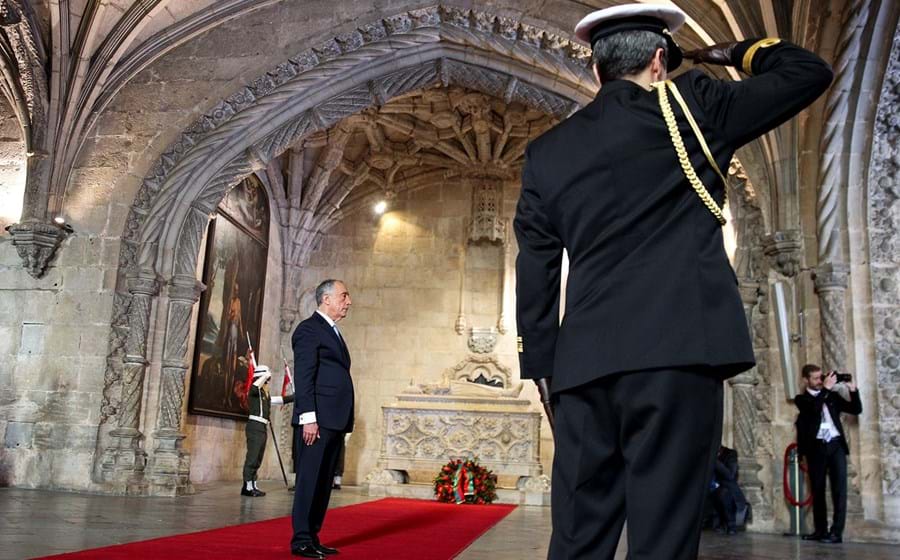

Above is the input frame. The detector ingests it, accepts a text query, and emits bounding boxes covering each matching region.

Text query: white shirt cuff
[298,411,317,424]
[271,396,283,405]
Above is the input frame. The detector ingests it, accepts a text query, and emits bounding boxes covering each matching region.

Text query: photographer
[794,364,862,543]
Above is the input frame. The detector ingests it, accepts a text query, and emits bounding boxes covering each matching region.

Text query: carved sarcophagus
[368,355,545,490]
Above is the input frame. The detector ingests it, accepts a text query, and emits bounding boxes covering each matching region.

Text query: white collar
[316,309,337,328]
[807,388,821,397]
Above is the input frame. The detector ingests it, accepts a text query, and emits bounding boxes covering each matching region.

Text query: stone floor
[1,481,897,560]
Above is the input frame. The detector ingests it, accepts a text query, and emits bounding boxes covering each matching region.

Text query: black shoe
[314,543,339,555]
[802,532,826,541]
[240,486,265,497]
[820,533,842,544]
[332,483,341,490]
[292,544,325,558]
[726,526,738,535]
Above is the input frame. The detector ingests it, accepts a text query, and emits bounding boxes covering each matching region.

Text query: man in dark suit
[289,279,354,558]
[514,4,833,559]
[795,364,862,544]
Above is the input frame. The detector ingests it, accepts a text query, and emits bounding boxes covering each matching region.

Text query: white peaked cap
[574,4,687,44]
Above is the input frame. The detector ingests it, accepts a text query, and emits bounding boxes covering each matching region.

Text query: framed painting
[188,175,270,419]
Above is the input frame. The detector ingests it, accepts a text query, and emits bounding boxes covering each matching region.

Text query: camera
[835,372,852,383]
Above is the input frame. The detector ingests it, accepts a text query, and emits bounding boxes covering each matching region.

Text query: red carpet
[36,497,517,559]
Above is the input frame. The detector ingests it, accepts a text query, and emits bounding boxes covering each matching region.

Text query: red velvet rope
[783,443,814,507]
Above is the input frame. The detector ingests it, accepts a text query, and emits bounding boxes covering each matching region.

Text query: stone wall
[0,232,117,489]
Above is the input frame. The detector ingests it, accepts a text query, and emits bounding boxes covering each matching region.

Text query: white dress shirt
[807,388,841,442]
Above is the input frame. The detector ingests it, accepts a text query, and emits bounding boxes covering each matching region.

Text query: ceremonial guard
[242,364,293,497]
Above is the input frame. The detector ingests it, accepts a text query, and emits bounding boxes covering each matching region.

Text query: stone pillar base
[516,475,551,506]
[99,428,148,495]
[146,430,194,497]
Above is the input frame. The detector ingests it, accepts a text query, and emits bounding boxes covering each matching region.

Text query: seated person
[707,445,748,534]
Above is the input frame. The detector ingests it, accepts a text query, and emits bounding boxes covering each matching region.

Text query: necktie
[332,325,342,342]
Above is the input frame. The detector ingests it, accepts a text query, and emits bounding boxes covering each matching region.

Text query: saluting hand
[683,42,737,66]
[303,422,320,446]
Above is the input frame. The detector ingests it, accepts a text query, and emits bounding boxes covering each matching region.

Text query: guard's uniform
[515,8,833,558]
[242,366,293,496]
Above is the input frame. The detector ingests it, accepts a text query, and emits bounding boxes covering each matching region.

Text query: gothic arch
[93,5,598,494]
[92,4,781,497]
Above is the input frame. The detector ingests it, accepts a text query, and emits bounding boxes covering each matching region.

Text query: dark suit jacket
[794,388,862,457]
[713,446,746,510]
[291,312,354,432]
[515,39,833,392]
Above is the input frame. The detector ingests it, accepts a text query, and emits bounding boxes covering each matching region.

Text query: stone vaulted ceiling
[300,85,557,215]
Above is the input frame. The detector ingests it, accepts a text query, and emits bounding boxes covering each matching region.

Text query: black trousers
[807,439,848,536]
[242,421,267,482]
[291,426,344,549]
[549,368,723,560]
[334,437,346,477]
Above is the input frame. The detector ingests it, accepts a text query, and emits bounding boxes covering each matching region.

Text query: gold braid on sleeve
[653,80,727,226]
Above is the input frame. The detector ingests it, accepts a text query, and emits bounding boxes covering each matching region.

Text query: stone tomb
[364,354,550,505]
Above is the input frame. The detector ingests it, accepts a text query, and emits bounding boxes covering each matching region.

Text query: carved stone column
[5,219,71,278]
[99,269,159,494]
[813,263,850,372]
[813,263,864,521]
[146,274,204,496]
[731,281,770,522]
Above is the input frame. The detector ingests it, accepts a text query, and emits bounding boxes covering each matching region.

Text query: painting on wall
[189,175,270,419]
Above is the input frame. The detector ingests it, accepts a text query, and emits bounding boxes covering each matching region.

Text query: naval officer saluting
[514,3,833,559]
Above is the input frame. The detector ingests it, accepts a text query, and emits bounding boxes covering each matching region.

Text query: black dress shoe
[332,482,341,490]
[240,487,265,497]
[253,488,266,496]
[314,543,339,555]
[802,532,826,541]
[820,533,843,543]
[292,544,325,558]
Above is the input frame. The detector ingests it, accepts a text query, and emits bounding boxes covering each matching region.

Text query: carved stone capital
[126,269,160,297]
[4,219,72,278]
[738,281,761,307]
[468,327,498,353]
[167,274,205,303]
[813,262,850,292]
[762,230,802,277]
[281,308,299,333]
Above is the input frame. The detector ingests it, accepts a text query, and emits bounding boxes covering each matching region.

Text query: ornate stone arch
[867,20,900,506]
[94,5,597,495]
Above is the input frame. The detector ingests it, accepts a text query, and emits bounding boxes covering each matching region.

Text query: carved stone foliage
[383,408,539,472]
[762,230,802,278]
[4,220,71,277]
[867,27,900,496]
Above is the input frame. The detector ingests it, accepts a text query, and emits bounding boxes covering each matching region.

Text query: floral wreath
[433,457,498,504]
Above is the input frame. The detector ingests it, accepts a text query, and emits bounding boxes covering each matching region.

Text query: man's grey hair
[315,279,340,306]
[591,30,668,83]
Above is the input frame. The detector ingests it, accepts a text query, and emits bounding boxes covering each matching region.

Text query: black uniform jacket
[291,312,354,432]
[247,384,294,422]
[794,388,862,458]
[515,38,833,392]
